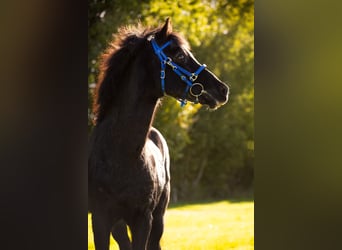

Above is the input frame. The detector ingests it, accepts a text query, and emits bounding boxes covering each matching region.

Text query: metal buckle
[190,73,198,82]
[165,57,172,65]
[160,70,165,79]
[147,35,155,41]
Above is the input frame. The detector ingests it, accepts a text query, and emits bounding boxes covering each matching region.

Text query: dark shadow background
[1,0,342,249]
[0,1,87,249]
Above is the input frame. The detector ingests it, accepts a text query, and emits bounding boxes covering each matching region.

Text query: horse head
[149,18,229,109]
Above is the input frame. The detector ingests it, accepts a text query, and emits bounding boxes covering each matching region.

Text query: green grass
[88,200,254,250]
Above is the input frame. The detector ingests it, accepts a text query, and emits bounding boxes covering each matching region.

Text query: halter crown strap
[150,37,206,107]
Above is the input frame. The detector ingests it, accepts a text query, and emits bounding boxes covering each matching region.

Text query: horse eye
[175,53,186,62]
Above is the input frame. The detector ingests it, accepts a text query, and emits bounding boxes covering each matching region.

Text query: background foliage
[88,0,254,201]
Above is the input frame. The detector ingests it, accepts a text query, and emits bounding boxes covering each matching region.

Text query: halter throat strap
[150,37,206,107]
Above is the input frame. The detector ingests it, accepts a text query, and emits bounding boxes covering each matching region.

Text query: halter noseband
[149,36,207,107]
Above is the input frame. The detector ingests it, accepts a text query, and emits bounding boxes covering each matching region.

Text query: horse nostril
[219,84,229,96]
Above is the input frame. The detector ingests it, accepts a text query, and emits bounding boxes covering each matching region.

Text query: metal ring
[190,83,204,97]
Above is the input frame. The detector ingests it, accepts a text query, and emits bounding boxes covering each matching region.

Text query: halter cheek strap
[150,37,207,107]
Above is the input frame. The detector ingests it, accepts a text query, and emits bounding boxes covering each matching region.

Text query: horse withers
[88,18,229,250]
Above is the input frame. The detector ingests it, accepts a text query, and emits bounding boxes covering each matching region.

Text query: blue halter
[150,37,207,107]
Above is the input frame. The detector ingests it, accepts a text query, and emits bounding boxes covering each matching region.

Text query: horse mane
[92,23,190,124]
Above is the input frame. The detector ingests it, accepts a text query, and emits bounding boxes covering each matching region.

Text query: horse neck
[105,65,159,159]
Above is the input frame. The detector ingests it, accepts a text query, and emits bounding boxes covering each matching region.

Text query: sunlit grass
[88,200,254,250]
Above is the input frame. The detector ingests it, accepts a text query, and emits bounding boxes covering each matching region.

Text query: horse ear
[156,18,172,41]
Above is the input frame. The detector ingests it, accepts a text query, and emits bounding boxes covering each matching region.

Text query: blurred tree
[177,88,254,200]
[180,0,254,200]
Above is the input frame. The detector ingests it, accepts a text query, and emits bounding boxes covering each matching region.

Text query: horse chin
[198,92,224,110]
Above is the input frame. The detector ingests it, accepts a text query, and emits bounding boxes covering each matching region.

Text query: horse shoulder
[146,127,170,182]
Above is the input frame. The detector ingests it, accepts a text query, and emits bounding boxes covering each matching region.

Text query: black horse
[88,18,229,250]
